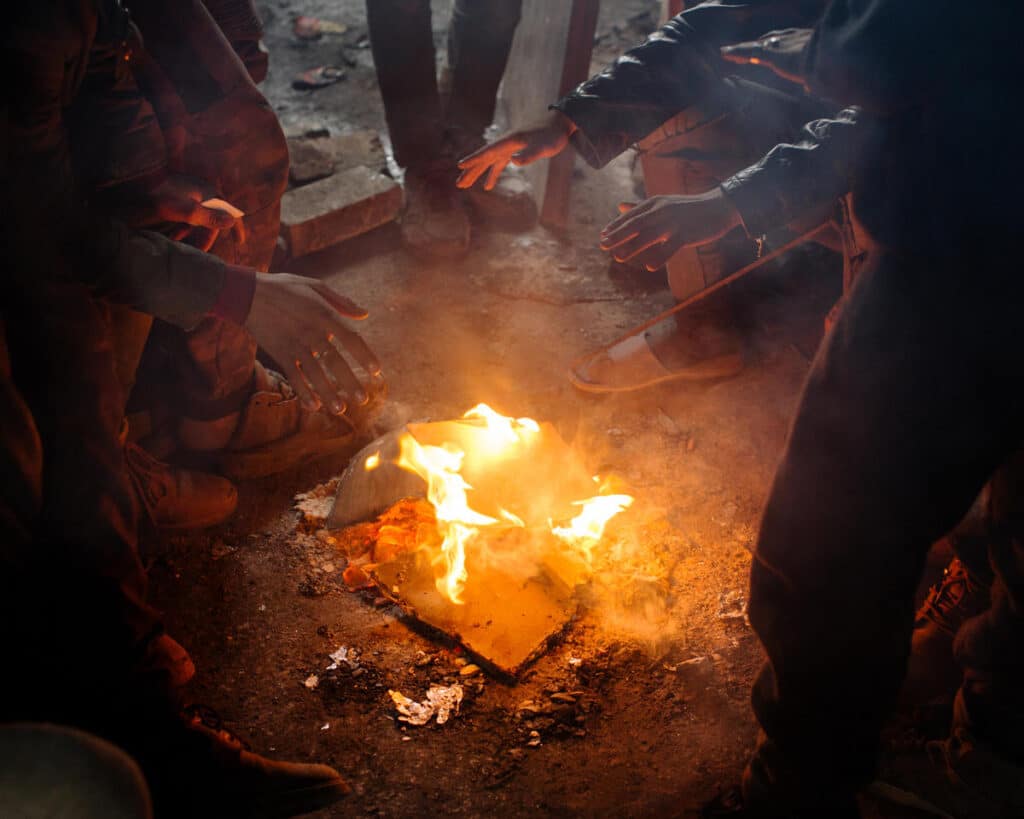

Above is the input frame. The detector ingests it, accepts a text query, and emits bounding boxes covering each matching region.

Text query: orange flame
[394,404,632,604]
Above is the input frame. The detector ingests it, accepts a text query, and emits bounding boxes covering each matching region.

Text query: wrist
[210,264,258,325]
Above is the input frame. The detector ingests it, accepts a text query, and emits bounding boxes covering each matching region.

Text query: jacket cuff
[720,171,783,239]
[209,265,257,325]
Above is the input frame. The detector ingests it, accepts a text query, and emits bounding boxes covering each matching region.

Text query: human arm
[456,0,823,187]
[599,107,868,268]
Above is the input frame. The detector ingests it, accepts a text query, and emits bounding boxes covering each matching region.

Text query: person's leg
[366,0,444,169]
[364,0,472,258]
[743,244,1024,813]
[444,0,522,146]
[0,724,152,819]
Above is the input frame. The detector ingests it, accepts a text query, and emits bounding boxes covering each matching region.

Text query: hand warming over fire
[120,174,244,252]
[245,273,382,415]
[599,190,743,271]
[456,110,577,191]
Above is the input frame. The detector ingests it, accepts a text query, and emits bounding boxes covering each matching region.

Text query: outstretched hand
[720,28,814,88]
[599,190,742,271]
[245,273,382,416]
[456,110,577,191]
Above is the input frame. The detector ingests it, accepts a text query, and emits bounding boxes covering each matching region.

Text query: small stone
[454,658,467,668]
[549,692,577,705]
[304,674,320,690]
[656,408,682,437]
[321,562,336,573]
[459,664,481,677]
[401,735,412,742]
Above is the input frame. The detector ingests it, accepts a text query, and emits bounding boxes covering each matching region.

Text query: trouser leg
[366,0,444,168]
[445,0,523,145]
[744,245,1024,807]
[0,724,152,819]
[1,287,176,728]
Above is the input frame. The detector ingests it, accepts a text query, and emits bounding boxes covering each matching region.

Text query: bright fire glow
[552,494,634,562]
[394,404,632,604]
[364,451,381,471]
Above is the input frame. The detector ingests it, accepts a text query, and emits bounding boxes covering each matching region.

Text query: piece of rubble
[293,16,348,40]
[304,674,320,690]
[459,664,481,677]
[293,478,342,529]
[288,138,336,187]
[280,166,402,258]
[388,684,463,726]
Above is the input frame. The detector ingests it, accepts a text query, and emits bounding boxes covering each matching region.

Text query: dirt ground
[147,2,966,817]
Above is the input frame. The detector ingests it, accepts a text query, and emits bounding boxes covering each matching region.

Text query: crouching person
[3,2,380,814]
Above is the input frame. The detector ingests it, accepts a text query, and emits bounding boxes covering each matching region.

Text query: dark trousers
[746,236,1024,799]
[1,288,175,729]
[365,0,523,168]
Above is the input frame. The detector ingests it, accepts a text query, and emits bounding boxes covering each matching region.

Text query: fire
[394,404,632,604]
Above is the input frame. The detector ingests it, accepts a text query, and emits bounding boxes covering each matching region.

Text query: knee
[0,724,152,819]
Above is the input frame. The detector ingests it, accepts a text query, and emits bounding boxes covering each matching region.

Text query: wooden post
[501,0,600,230]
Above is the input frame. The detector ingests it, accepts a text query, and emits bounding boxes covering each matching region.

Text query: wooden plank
[501,0,600,229]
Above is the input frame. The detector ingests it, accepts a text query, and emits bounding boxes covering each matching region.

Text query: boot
[129,705,349,819]
[901,558,992,707]
[399,160,471,260]
[125,442,238,530]
[180,363,370,481]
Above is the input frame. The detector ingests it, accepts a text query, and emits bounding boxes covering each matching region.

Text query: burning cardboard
[328,405,633,677]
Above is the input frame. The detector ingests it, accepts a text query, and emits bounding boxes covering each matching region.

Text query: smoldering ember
[3,1,1020,818]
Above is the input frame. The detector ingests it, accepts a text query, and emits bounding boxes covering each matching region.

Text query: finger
[318,346,368,407]
[328,322,382,377]
[456,154,504,190]
[311,282,369,319]
[634,245,672,272]
[285,359,321,413]
[617,201,637,214]
[608,233,668,263]
[602,198,657,235]
[300,350,346,416]
[231,218,247,246]
[184,226,218,252]
[457,139,516,169]
[599,229,639,251]
[484,158,504,191]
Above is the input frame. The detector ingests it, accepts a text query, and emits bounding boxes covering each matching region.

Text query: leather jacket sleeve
[721,107,870,236]
[553,0,826,169]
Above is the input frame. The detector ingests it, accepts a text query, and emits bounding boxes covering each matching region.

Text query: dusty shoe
[462,165,538,232]
[901,558,991,707]
[570,301,743,394]
[400,162,471,260]
[125,442,238,530]
[139,705,349,818]
[216,363,363,481]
